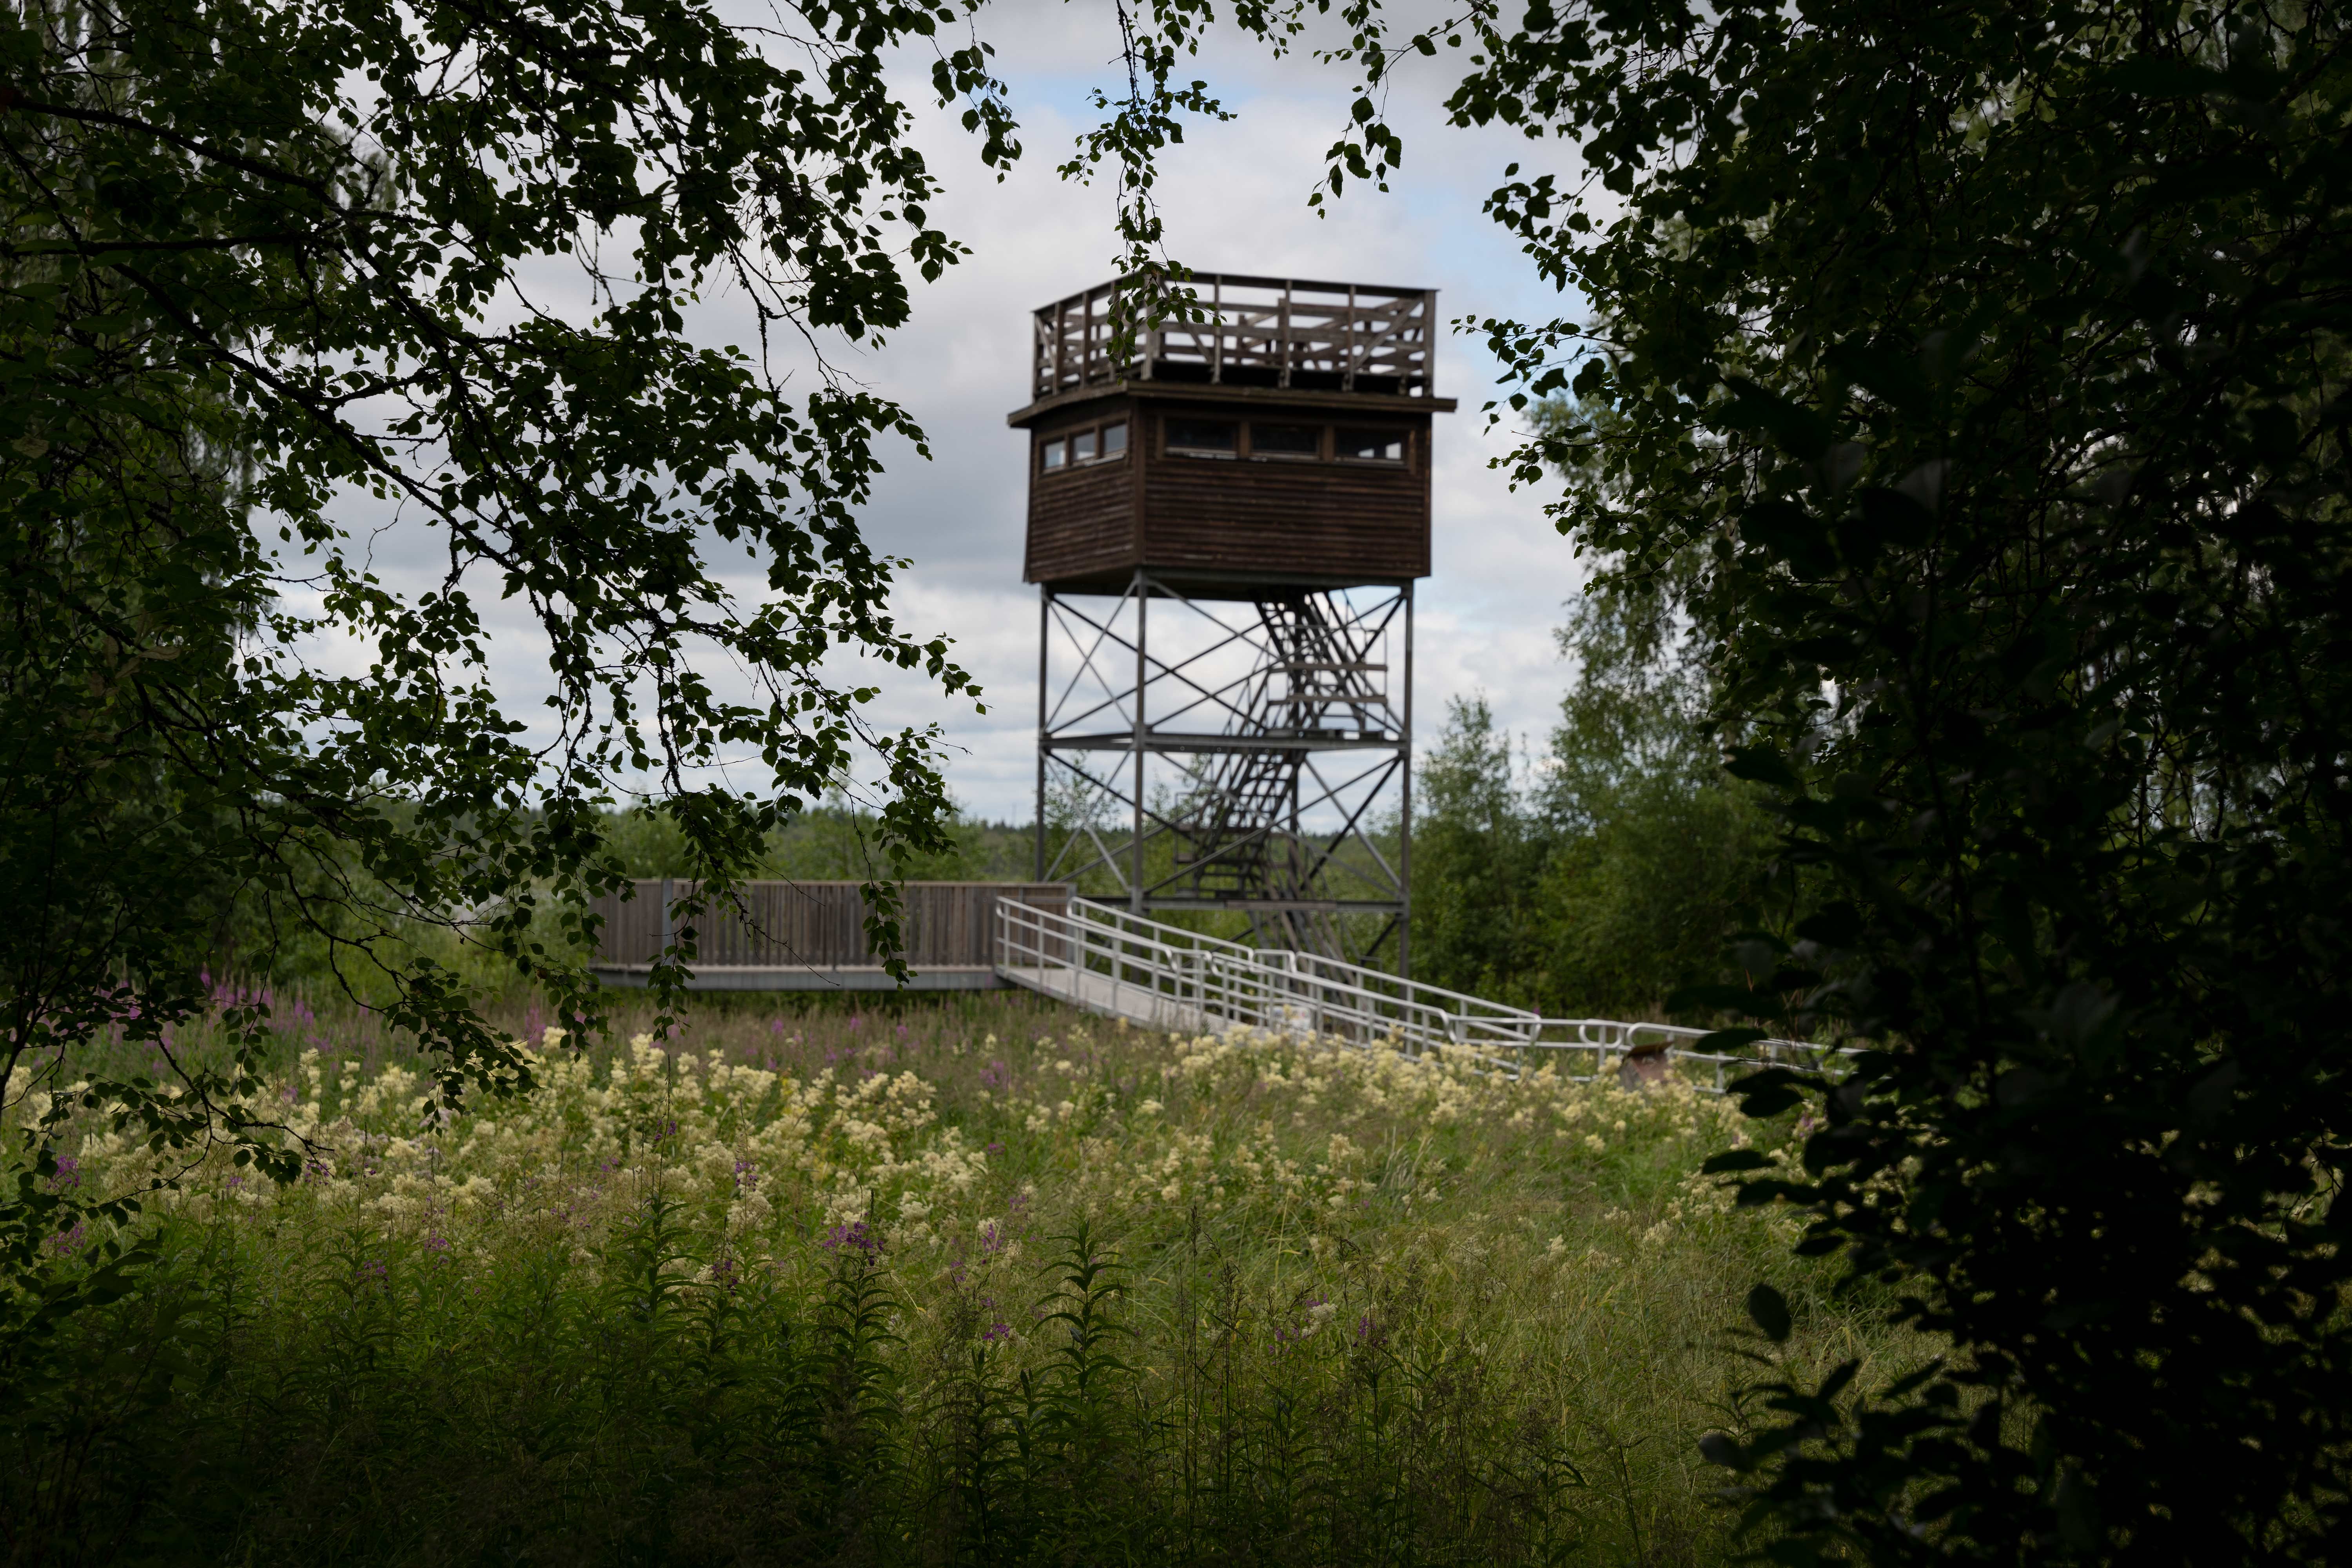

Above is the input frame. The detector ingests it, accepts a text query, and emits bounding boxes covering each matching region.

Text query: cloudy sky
[313,0,1600,823]
[815,0,1601,820]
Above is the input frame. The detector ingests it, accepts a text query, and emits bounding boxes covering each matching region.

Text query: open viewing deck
[1024,272,1442,408]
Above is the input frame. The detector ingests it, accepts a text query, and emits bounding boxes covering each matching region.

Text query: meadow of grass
[0,991,1915,1566]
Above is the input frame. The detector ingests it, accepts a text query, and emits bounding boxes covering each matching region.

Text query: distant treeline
[604,804,1039,884]
[1406,580,1777,1022]
[222,586,1767,1024]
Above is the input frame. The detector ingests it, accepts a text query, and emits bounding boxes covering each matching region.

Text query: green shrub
[0,997,1911,1565]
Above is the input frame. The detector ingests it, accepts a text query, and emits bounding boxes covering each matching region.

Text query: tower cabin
[1008,274,1457,597]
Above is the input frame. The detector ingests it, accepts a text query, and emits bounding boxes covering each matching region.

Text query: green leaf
[1853,485,1935,547]
[2054,1462,2102,1549]
[1729,1068,1812,1120]
[2106,57,2233,98]
[1668,982,1768,1012]
[1793,903,1862,947]
[1724,744,1798,788]
[1740,498,1835,573]
[1745,1284,1792,1342]
[1697,1430,1749,1470]
[1719,378,1835,461]
[1824,339,1929,417]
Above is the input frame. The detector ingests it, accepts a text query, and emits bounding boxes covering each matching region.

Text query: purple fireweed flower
[981,1321,1013,1343]
[985,1142,1004,1155]
[820,1221,883,1259]
[47,1158,79,1192]
[47,1222,86,1256]
[979,1060,1010,1089]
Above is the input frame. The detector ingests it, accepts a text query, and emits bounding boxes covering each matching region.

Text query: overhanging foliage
[0,0,1007,1297]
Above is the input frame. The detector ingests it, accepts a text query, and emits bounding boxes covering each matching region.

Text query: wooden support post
[1420,288,1435,396]
[1343,282,1357,391]
[1277,283,1292,388]
[1209,277,1223,383]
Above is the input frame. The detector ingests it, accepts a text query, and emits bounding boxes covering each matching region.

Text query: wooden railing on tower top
[1033,274,1437,401]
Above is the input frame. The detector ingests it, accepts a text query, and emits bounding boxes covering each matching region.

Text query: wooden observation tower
[1012,273,1455,966]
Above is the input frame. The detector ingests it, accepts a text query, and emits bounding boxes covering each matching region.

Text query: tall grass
[0,993,1915,1565]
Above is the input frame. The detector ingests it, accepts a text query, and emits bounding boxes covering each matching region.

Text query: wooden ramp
[995,965,1231,1036]
[992,895,1856,1092]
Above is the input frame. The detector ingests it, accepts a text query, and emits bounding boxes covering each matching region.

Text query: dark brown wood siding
[595,881,1070,970]
[1025,450,1138,585]
[1020,387,1437,590]
[1138,435,1428,582]
[1127,397,1429,583]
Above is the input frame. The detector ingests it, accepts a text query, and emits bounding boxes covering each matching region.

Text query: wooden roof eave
[1006,379,1460,429]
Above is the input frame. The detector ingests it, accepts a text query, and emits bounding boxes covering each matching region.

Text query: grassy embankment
[2,992,1913,1565]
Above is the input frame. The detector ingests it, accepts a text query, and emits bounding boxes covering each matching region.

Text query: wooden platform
[590,881,1069,990]
[598,964,1007,993]
[994,964,1238,1035]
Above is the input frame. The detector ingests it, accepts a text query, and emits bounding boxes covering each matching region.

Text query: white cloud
[840,6,1595,818]
[278,0,1600,820]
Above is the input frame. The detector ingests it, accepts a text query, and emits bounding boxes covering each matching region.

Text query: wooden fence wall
[593,881,1069,972]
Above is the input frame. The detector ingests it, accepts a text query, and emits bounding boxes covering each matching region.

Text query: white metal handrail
[993,897,1855,1092]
